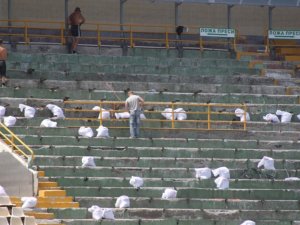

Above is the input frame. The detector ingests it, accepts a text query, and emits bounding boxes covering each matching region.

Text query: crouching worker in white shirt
[125,91,144,138]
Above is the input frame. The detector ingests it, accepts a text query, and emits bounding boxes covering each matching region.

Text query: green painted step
[32,155,298,170]
[74,197,300,210]
[20,136,300,149]
[31,146,300,160]
[51,177,300,190]
[2,79,288,95]
[9,127,300,140]
[39,166,294,179]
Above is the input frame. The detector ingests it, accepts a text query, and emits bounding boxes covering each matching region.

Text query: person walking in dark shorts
[0,39,8,86]
[68,7,85,54]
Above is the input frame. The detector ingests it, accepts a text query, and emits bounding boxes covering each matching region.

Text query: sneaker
[129,136,136,139]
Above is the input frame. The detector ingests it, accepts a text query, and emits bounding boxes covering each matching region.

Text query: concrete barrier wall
[0,0,299,35]
[0,143,37,197]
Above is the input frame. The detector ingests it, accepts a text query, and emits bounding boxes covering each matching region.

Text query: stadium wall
[0,0,299,35]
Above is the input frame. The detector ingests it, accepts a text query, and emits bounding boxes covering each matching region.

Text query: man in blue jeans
[125,91,144,138]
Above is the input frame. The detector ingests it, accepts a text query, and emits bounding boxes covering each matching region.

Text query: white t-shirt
[125,95,143,112]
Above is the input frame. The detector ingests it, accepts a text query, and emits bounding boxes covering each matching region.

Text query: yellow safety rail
[64,100,248,131]
[0,19,236,51]
[0,122,34,161]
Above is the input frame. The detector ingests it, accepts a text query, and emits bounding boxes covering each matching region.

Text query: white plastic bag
[3,116,16,127]
[257,156,275,170]
[0,106,6,117]
[161,108,173,120]
[212,167,230,179]
[297,114,300,121]
[115,195,130,208]
[276,110,292,123]
[82,156,96,167]
[214,177,229,190]
[129,176,144,188]
[175,108,187,120]
[40,119,57,128]
[235,108,250,122]
[0,185,7,196]
[285,177,300,181]
[115,112,130,119]
[21,197,37,209]
[161,188,177,199]
[46,104,65,119]
[263,113,280,123]
[88,206,115,220]
[101,208,115,220]
[195,167,212,179]
[19,104,36,118]
[92,106,110,119]
[96,126,109,138]
[240,220,256,225]
[140,113,146,119]
[88,205,102,220]
[78,126,94,138]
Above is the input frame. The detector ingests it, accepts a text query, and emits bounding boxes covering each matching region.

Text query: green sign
[200,28,236,38]
[268,30,300,39]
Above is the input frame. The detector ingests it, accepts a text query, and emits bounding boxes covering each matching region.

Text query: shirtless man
[68,7,85,54]
[0,39,8,85]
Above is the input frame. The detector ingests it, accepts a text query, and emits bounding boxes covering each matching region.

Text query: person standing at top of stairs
[68,7,85,54]
[0,39,8,86]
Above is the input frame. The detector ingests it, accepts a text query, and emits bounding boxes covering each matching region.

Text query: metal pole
[120,0,127,31]
[268,6,274,30]
[227,5,233,29]
[175,2,182,27]
[7,0,11,26]
[65,0,69,33]
[120,0,127,54]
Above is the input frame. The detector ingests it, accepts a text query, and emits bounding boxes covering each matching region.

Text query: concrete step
[74,196,300,210]
[50,177,300,190]
[1,88,297,104]
[31,146,300,160]
[58,218,294,225]
[2,80,288,95]
[54,208,300,220]
[11,127,300,140]
[32,155,300,170]
[38,165,293,179]
[7,70,275,84]
[20,136,300,149]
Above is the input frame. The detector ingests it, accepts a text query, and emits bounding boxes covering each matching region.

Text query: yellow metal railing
[63,100,248,131]
[0,122,34,161]
[0,19,236,51]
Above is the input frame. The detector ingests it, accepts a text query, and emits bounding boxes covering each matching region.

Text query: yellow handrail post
[243,104,247,131]
[171,102,175,129]
[207,104,211,130]
[200,37,203,52]
[97,24,101,48]
[60,23,64,45]
[24,22,29,45]
[130,25,134,48]
[233,36,237,52]
[99,102,103,126]
[165,30,169,49]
